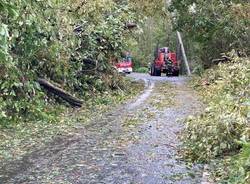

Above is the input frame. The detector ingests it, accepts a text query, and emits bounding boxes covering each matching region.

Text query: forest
[0,0,249,183]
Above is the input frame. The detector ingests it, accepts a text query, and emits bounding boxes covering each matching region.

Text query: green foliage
[134,67,149,73]
[129,16,175,67]
[0,0,138,126]
[129,0,167,17]
[181,55,250,182]
[126,0,176,69]
[182,55,249,162]
[223,141,250,184]
[191,64,204,76]
[169,0,250,67]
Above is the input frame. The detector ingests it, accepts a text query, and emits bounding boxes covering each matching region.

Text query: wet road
[0,73,203,184]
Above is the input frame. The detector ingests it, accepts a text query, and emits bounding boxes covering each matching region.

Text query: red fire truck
[150,47,179,76]
[115,52,133,74]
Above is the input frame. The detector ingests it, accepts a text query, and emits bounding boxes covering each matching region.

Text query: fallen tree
[37,78,83,107]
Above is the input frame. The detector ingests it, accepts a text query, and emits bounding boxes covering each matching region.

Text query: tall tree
[169,0,250,67]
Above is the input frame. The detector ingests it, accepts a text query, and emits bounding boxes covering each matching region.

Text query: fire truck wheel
[150,65,155,76]
[166,70,171,77]
[155,68,161,76]
[173,70,179,76]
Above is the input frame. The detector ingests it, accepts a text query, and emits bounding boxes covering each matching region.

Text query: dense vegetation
[0,0,139,126]
[166,0,250,183]
[0,0,173,162]
[0,0,249,182]
[126,0,176,70]
[182,54,249,183]
[0,0,179,125]
[169,0,250,68]
[168,0,250,183]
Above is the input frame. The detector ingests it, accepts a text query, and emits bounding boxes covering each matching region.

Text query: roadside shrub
[134,67,148,73]
[223,141,250,184]
[182,55,250,162]
[192,64,204,76]
[0,1,137,126]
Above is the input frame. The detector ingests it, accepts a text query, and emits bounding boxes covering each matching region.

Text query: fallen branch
[37,78,83,107]
[125,22,137,29]
[212,55,231,65]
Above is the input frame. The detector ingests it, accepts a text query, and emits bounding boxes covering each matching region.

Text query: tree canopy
[169,0,250,66]
[0,0,138,125]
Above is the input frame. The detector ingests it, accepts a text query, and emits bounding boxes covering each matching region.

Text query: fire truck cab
[115,52,133,74]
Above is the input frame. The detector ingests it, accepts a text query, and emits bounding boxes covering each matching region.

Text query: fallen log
[37,78,83,107]
[212,55,231,65]
[212,58,227,65]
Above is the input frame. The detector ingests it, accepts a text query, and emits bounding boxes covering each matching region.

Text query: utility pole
[177,31,191,75]
[164,0,191,75]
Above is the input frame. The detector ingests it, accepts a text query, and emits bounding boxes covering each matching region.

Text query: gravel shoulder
[0,73,203,184]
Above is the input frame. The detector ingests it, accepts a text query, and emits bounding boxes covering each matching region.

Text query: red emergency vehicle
[115,52,133,74]
[150,47,179,76]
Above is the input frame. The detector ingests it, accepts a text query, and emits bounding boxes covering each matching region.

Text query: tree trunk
[37,78,83,107]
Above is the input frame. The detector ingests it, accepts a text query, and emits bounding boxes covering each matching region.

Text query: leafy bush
[0,0,137,126]
[181,54,249,182]
[182,55,249,161]
[134,67,149,73]
[223,141,250,184]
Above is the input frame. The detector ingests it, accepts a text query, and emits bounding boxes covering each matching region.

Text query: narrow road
[0,73,203,184]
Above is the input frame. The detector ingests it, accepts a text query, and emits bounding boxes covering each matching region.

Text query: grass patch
[134,67,149,73]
